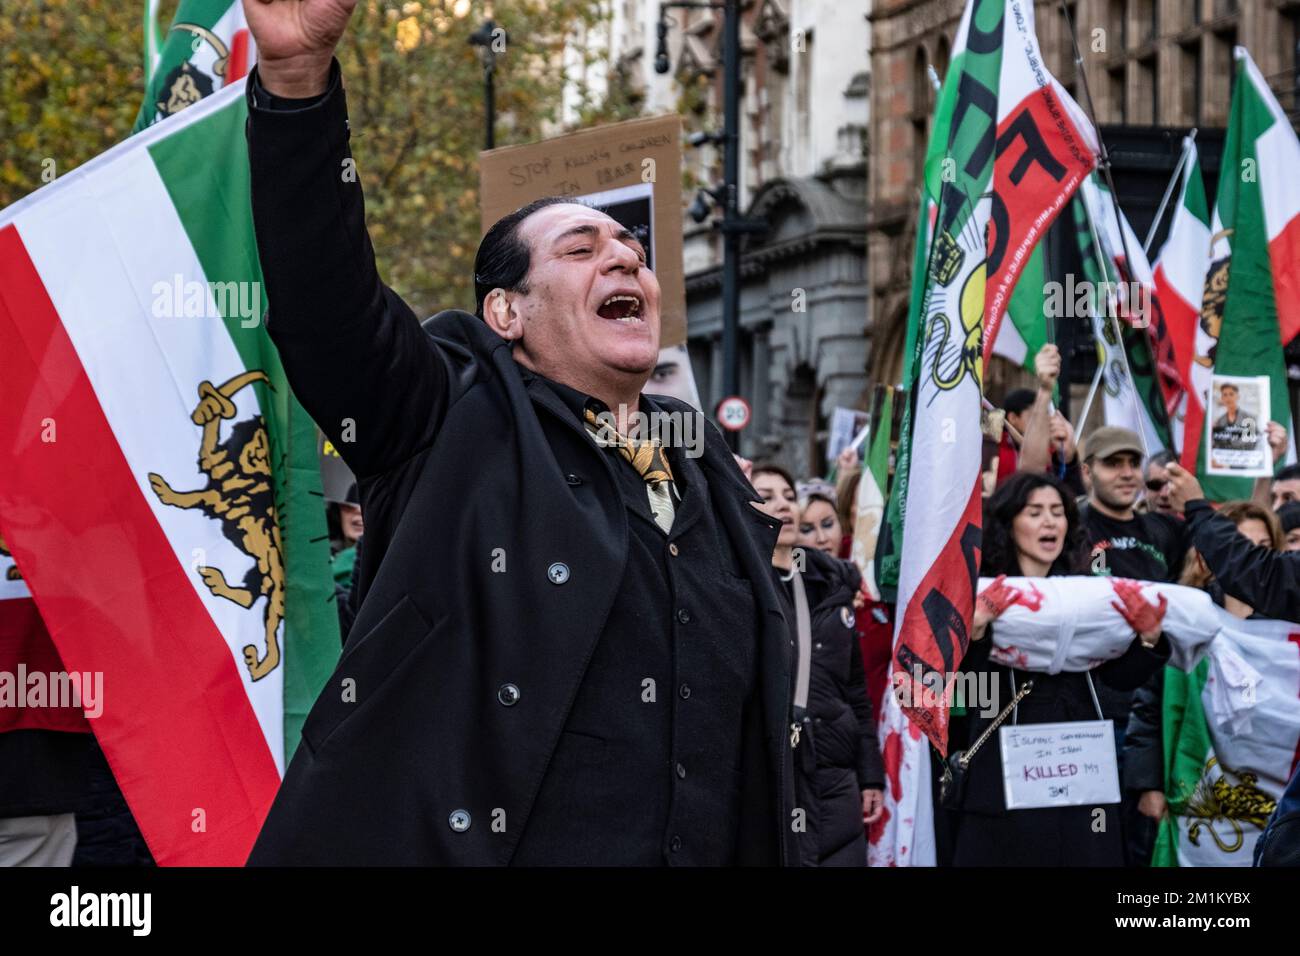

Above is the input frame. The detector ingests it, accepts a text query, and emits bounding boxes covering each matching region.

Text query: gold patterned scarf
[583,407,676,485]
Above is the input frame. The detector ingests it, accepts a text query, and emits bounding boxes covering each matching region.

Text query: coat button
[679,683,691,700]
[675,762,687,779]
[547,562,570,584]
[449,809,471,832]
[668,542,679,556]
[497,683,520,706]
[565,473,583,486]
[670,835,682,852]
[676,608,691,624]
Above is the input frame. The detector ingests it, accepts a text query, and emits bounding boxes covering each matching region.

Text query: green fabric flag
[135,0,254,132]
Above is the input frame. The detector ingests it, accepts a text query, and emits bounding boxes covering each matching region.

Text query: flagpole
[1074,364,1105,436]
[1078,186,1152,458]
[1060,0,1151,458]
[1142,129,1198,256]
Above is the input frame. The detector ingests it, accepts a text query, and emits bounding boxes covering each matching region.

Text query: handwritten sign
[478,115,685,345]
[999,720,1120,810]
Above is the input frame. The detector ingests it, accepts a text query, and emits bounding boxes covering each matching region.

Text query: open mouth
[597,293,643,323]
[1038,535,1059,549]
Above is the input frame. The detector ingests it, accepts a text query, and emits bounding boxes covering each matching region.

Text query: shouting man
[241,0,795,865]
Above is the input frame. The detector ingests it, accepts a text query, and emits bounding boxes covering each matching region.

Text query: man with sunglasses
[1141,450,1177,516]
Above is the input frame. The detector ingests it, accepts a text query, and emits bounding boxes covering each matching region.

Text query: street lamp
[468,16,507,150]
[656,0,764,449]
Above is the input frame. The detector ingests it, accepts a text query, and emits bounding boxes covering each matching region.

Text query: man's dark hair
[1145,449,1175,478]
[473,196,577,318]
[981,471,1087,577]
[1276,463,1300,484]
[1002,388,1037,417]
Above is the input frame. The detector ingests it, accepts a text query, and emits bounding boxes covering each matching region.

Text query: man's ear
[483,289,522,341]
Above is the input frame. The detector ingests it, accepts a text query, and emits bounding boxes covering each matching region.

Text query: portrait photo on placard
[1206,373,1271,477]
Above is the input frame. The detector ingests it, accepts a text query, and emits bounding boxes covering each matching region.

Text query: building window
[912,45,931,187]
[1207,26,1236,125]
[1136,54,1157,123]
[1057,2,1078,86]
[1181,39,1202,126]
[1134,0,1156,46]
[1283,5,1300,116]
[1109,65,1127,123]
[1109,0,1127,54]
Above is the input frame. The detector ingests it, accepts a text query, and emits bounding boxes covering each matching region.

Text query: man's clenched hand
[243,0,358,98]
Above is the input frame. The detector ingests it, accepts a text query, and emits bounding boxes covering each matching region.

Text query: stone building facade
[867,0,1300,400]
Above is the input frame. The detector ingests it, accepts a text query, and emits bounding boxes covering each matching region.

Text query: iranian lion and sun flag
[0,0,339,866]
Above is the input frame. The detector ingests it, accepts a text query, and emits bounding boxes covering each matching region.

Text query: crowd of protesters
[738,339,1299,867]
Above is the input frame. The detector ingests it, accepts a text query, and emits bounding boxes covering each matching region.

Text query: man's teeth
[602,294,641,320]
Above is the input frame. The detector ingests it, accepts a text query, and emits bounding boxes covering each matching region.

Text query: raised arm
[243,0,452,477]
[1016,344,1060,476]
[1167,461,1300,622]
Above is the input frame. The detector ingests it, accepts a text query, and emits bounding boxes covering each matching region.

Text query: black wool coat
[782,549,884,867]
[242,66,796,866]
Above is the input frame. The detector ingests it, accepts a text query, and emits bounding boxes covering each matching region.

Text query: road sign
[717,395,751,432]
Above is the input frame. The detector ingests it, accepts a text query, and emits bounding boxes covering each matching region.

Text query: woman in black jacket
[951,472,1171,866]
[751,464,885,866]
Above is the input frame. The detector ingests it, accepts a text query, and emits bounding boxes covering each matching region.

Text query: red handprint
[974,574,1022,635]
[1109,579,1168,643]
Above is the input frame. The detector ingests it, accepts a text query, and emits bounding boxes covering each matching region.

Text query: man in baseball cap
[1077,426,1188,867]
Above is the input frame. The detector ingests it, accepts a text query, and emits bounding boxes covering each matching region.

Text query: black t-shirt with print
[1080,504,1187,727]
[1081,505,1187,583]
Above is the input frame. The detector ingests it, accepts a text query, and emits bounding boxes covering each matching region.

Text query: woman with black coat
[950,472,1171,866]
[751,464,885,866]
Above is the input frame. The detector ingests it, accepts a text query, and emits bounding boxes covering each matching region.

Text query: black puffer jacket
[777,548,884,867]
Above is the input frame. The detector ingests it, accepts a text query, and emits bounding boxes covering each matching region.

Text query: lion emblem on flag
[147,371,286,681]
[1195,229,1233,370]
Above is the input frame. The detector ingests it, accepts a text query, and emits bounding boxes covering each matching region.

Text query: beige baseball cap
[1083,426,1145,463]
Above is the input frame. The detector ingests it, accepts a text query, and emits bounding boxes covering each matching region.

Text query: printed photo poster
[1206,374,1271,477]
[645,343,702,411]
[827,406,870,467]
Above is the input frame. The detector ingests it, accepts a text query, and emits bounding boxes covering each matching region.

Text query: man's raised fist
[242,0,359,98]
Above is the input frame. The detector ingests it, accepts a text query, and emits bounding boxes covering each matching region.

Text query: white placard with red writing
[999,720,1120,810]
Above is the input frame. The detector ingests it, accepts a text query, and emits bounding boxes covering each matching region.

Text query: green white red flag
[872,0,1096,867]
[1070,174,1176,453]
[1153,136,1211,457]
[1153,624,1300,867]
[1180,49,1298,499]
[137,0,256,132]
[0,80,337,865]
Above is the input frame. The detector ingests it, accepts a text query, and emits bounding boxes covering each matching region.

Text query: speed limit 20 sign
[716,395,751,432]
